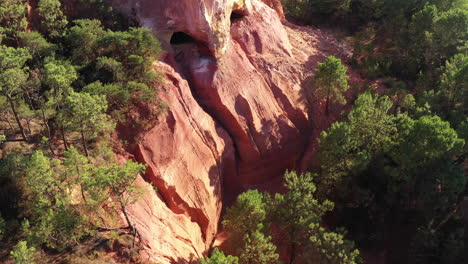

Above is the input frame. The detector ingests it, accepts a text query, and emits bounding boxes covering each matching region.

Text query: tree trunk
[434,203,462,232]
[121,203,133,230]
[120,200,135,235]
[80,128,89,157]
[74,162,88,204]
[80,184,88,204]
[120,199,142,248]
[3,114,15,131]
[24,90,34,109]
[289,242,296,264]
[7,96,27,141]
[26,119,32,135]
[61,125,69,151]
[325,96,330,116]
[289,227,298,264]
[97,226,131,232]
[40,108,55,155]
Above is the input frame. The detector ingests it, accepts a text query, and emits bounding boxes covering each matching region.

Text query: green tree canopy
[433,7,468,59]
[239,229,279,264]
[438,53,468,121]
[98,27,161,84]
[316,89,465,256]
[270,171,335,263]
[0,45,31,140]
[308,225,361,264]
[0,0,165,259]
[22,151,88,250]
[282,0,351,21]
[10,241,36,264]
[223,189,279,264]
[6,148,146,250]
[388,115,464,171]
[385,114,465,214]
[311,55,350,115]
[84,159,145,235]
[18,31,56,63]
[65,19,105,66]
[200,248,239,264]
[37,0,68,38]
[83,81,129,108]
[59,91,114,156]
[223,189,269,241]
[317,92,395,203]
[0,0,27,40]
[43,58,77,103]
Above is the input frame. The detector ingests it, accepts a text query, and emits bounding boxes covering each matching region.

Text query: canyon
[110,0,364,263]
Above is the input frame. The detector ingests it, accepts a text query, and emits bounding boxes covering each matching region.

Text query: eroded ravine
[111,0,315,263]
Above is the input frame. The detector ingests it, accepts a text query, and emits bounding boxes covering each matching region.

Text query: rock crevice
[110,1,349,263]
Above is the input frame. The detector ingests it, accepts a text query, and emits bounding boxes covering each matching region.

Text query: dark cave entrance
[230,10,246,23]
[169,31,213,80]
[170,32,196,45]
[170,32,200,76]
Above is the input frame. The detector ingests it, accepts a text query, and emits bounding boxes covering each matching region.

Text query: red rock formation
[111,0,253,57]
[189,1,309,187]
[260,0,285,19]
[124,61,235,264]
[110,0,371,263]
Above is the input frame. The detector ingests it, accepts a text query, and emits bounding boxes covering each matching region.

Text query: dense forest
[0,0,466,264]
[1,0,164,263]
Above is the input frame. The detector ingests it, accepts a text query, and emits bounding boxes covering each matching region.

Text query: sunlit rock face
[124,61,235,264]
[260,0,285,19]
[113,0,253,57]
[111,0,312,263]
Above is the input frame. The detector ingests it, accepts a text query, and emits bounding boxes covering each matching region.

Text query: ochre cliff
[111,0,363,263]
[124,61,235,263]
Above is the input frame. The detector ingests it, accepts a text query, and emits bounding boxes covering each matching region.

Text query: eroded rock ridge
[111,0,326,263]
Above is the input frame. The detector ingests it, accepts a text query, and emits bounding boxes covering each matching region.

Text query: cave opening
[230,10,246,23]
[169,31,213,81]
[170,32,196,45]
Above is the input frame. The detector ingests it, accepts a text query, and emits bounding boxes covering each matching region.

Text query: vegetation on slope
[1,0,164,263]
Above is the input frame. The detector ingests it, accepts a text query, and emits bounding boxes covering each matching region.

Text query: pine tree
[317,92,395,203]
[223,190,269,244]
[0,0,27,41]
[85,160,145,236]
[223,190,279,264]
[18,31,57,63]
[308,225,361,264]
[10,241,36,264]
[240,230,279,264]
[0,45,31,141]
[311,56,349,115]
[59,91,114,156]
[23,151,88,249]
[42,58,78,151]
[439,53,467,119]
[37,0,68,38]
[270,172,334,264]
[200,248,239,264]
